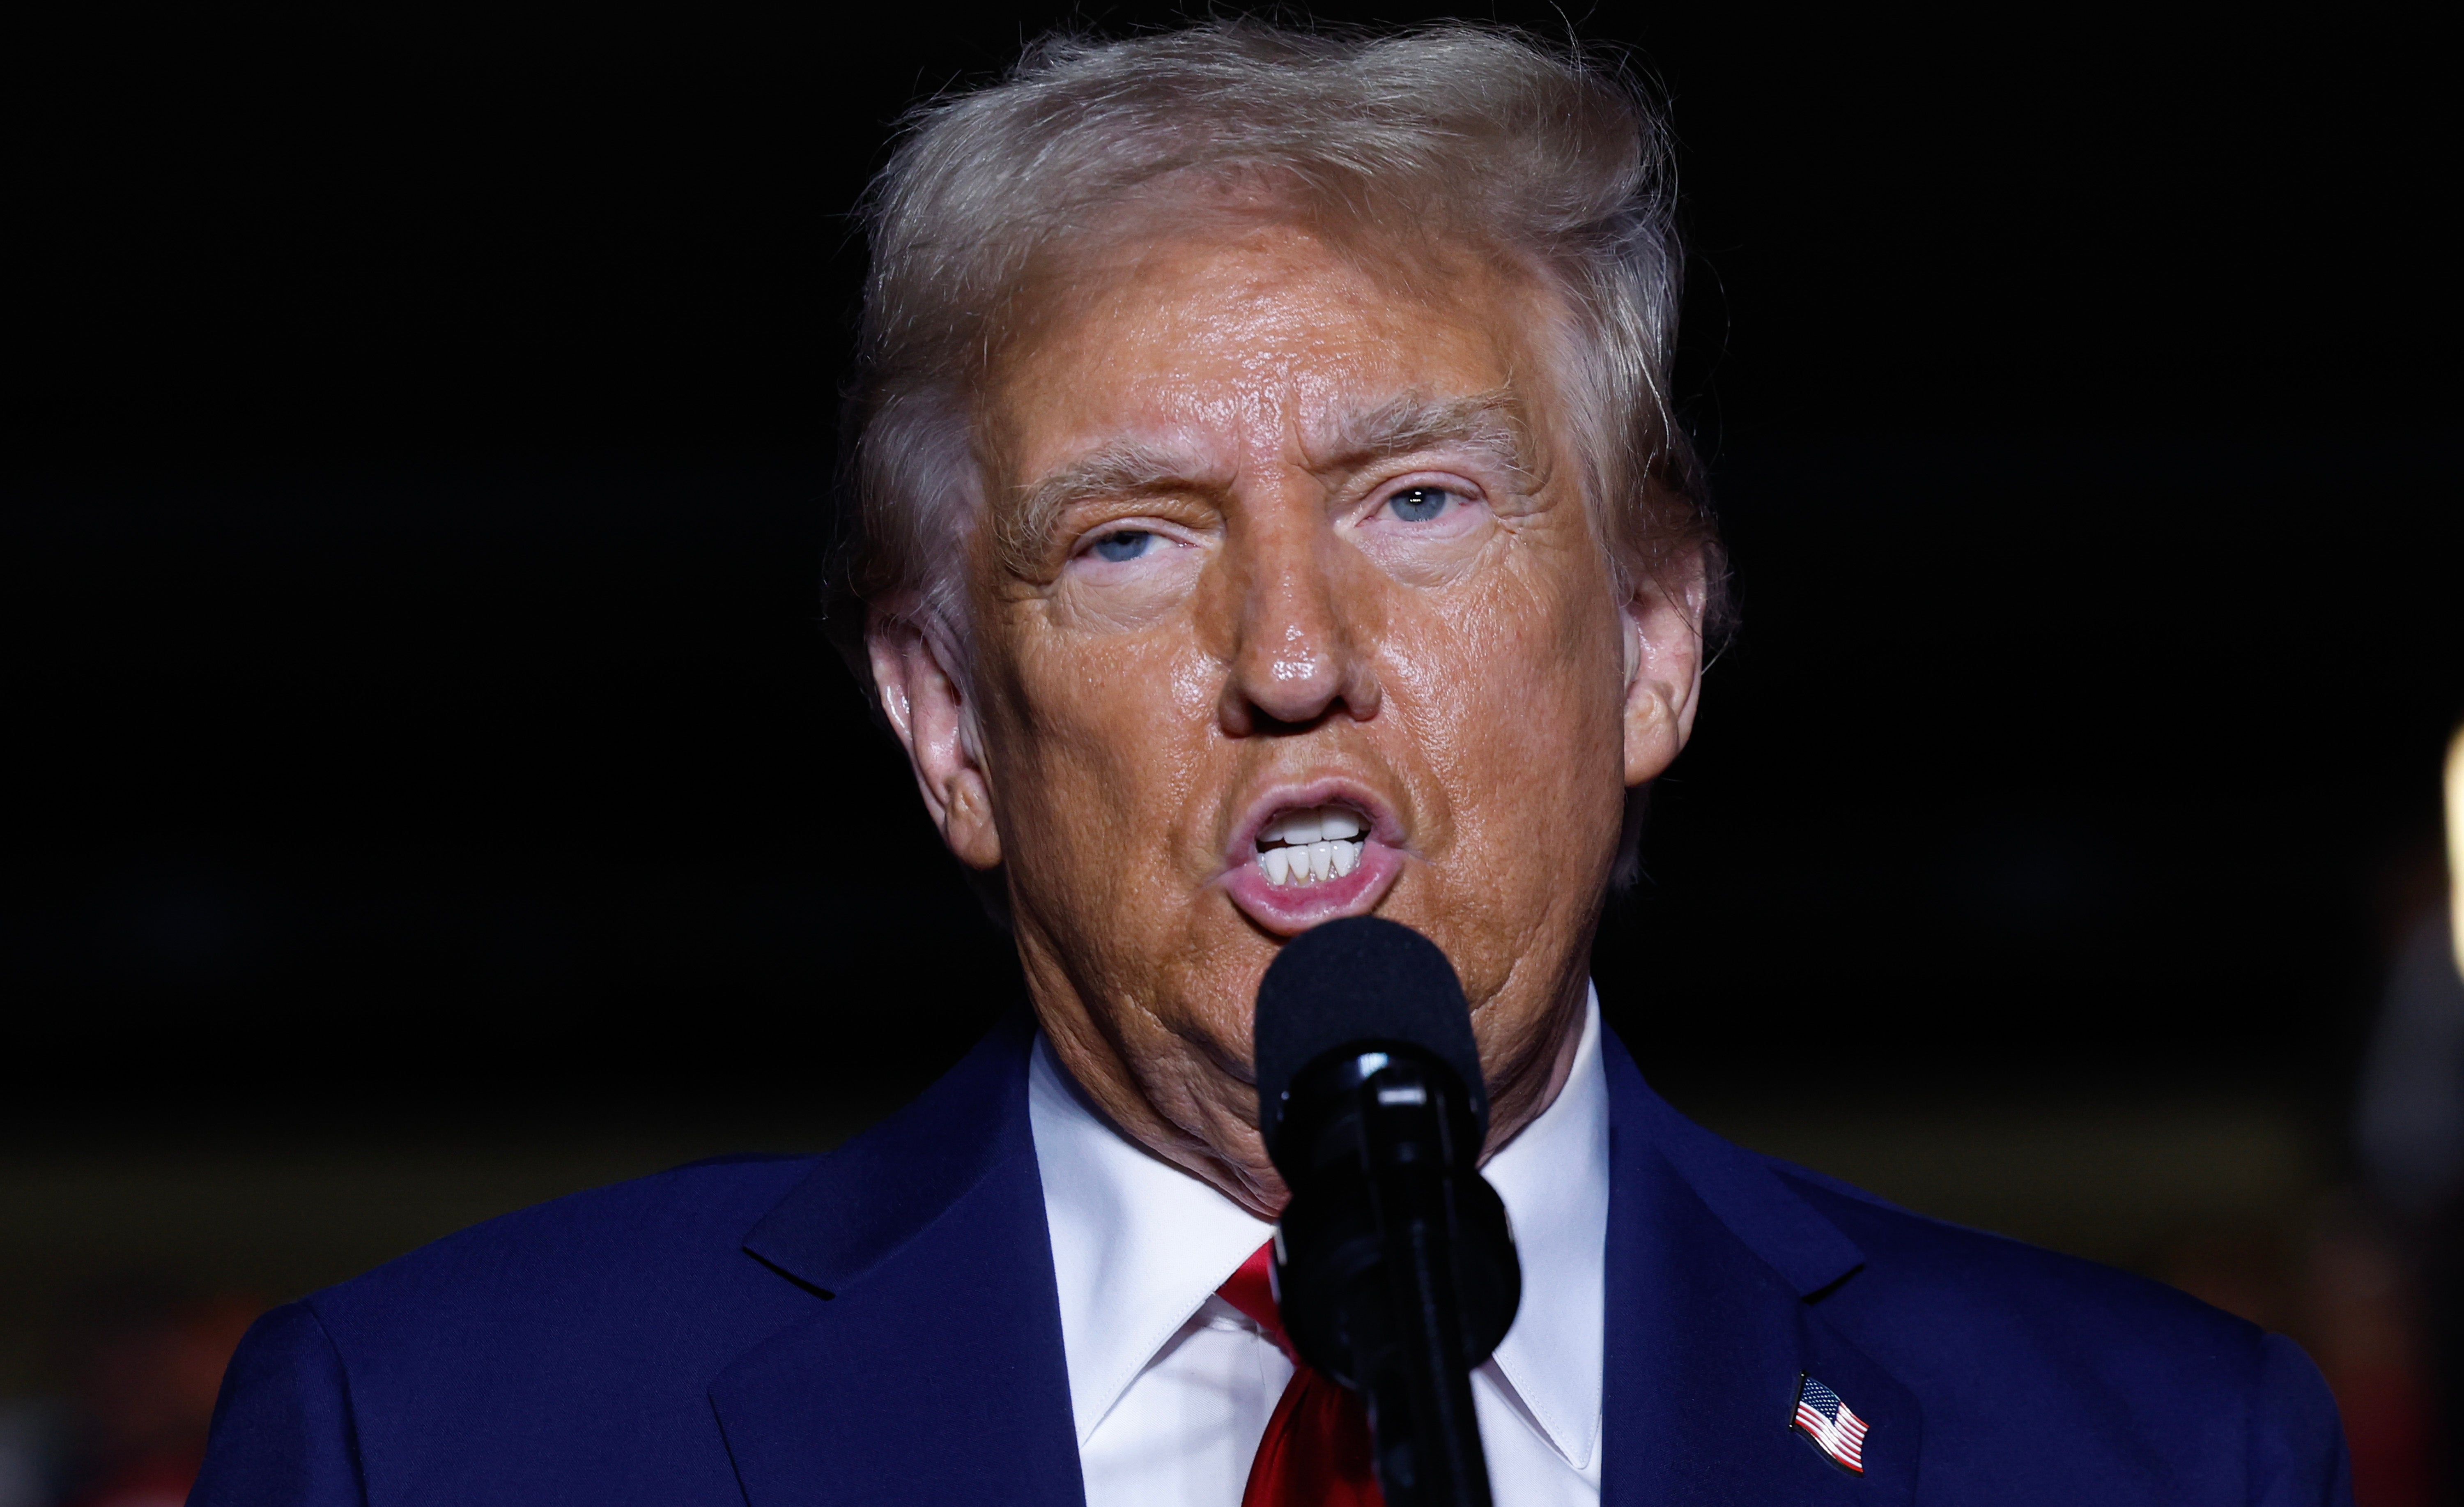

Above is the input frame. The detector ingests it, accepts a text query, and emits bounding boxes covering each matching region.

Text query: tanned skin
[870,221,1705,1219]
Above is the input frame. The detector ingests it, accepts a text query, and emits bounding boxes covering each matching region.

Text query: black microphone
[1253,916,1520,1507]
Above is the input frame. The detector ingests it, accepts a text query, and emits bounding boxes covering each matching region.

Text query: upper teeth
[1255,804,1366,886]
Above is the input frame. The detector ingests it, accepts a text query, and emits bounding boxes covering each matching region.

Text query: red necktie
[1216,1240,1385,1507]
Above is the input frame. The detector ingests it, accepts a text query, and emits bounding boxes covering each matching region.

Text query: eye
[1090,529,1154,562]
[1386,486,1457,523]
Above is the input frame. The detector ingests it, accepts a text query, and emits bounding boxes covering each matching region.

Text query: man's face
[873,221,1701,1210]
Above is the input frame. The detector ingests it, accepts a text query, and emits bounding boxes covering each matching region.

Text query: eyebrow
[995,440,1228,580]
[1307,387,1533,485]
[993,385,1534,577]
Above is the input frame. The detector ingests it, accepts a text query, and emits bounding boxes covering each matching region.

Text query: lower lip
[1221,840,1405,936]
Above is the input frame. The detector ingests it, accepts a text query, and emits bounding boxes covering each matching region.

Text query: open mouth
[1221,785,1402,935]
[1251,803,1368,887]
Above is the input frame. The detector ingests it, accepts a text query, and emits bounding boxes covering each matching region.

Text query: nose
[1216,512,1381,735]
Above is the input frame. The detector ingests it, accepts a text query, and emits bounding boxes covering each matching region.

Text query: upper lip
[1222,775,1403,873]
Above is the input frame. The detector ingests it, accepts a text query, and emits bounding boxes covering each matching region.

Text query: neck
[1025,950,1592,1222]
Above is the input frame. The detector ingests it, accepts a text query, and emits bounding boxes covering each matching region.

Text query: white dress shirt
[1029,989,1610,1507]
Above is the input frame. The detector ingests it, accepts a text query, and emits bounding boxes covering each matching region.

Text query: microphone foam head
[1253,916,1487,1145]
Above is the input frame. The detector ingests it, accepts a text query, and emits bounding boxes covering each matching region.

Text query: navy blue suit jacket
[195,1013,2351,1504]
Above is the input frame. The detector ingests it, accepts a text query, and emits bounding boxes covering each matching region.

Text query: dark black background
[2,6,2454,1128]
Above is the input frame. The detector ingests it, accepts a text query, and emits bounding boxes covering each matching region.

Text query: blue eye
[1388,487,1455,523]
[1092,529,1154,562]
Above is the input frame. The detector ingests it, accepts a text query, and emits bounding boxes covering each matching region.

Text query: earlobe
[865,614,1004,870]
[1618,561,1708,788]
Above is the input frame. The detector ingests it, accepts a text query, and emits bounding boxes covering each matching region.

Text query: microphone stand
[1273,1046,1514,1507]
[1356,1057,1493,1507]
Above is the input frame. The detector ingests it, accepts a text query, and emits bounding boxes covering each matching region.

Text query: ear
[866,611,1004,870]
[1620,551,1708,787]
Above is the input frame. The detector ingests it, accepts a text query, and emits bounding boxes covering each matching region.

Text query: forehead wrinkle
[993,436,1238,581]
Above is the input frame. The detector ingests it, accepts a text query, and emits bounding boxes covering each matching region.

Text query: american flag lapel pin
[1790,1373,1870,1475]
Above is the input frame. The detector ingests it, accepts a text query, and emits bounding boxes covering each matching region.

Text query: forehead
[987,222,1545,477]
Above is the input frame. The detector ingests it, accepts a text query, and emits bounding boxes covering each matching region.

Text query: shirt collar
[1027,986,1610,1466]
[1029,1034,1276,1442]
[1479,985,1609,1470]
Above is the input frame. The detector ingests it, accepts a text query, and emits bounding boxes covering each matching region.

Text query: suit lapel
[1600,1031,1922,1506]
[703,1008,1924,1505]
[709,1010,1085,1506]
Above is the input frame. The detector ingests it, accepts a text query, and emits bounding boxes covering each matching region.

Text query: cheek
[1382,565,1625,1013]
[991,621,1220,881]
[1382,554,1628,862]
[1403,557,1623,749]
